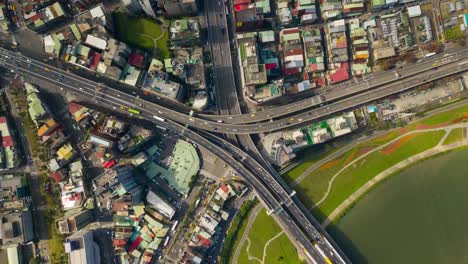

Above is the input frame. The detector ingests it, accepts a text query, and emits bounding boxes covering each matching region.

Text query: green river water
[328,148,468,264]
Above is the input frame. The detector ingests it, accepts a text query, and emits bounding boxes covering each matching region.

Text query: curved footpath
[321,124,468,227]
[232,204,262,264]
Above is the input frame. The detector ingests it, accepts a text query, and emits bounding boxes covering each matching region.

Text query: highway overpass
[0,48,350,263]
[0,47,466,135]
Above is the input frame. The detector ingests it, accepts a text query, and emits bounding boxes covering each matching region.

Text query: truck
[425,52,436,58]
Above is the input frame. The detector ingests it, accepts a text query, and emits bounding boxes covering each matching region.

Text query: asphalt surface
[203,2,341,263]
[0,47,466,136]
[198,47,468,123]
[0,50,350,264]
[0,46,466,263]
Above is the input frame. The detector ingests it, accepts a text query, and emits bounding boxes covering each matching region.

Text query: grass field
[312,131,445,221]
[236,209,304,264]
[282,145,338,183]
[408,104,468,129]
[443,128,464,145]
[113,12,170,59]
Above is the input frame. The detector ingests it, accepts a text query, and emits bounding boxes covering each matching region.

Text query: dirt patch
[450,114,468,124]
[415,123,448,130]
[343,150,358,166]
[357,146,375,157]
[319,159,341,170]
[382,134,417,155]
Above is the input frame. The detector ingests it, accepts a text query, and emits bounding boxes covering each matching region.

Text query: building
[159,0,198,17]
[140,140,199,195]
[0,210,34,246]
[25,83,47,123]
[93,165,139,205]
[57,209,94,234]
[326,19,350,83]
[233,0,267,32]
[146,190,175,219]
[24,2,67,33]
[65,230,101,264]
[0,117,15,170]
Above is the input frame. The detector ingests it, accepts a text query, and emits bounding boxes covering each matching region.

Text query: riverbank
[323,141,468,227]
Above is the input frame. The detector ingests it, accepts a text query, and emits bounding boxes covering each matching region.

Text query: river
[328,148,468,264]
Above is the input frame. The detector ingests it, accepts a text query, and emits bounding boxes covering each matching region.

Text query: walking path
[321,123,468,227]
[261,231,284,264]
[232,204,262,264]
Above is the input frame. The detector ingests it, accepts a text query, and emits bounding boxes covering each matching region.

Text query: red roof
[283,67,300,76]
[234,0,251,4]
[282,28,301,35]
[51,172,63,183]
[197,235,211,247]
[234,4,250,11]
[220,184,229,193]
[89,52,101,69]
[103,160,116,169]
[113,239,126,247]
[2,136,13,148]
[29,13,41,22]
[127,236,143,253]
[68,102,83,115]
[329,63,350,83]
[285,49,303,56]
[0,117,6,123]
[129,53,144,68]
[265,63,277,70]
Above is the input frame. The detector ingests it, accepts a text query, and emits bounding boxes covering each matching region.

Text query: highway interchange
[0,47,466,134]
[0,46,351,263]
[0,42,466,264]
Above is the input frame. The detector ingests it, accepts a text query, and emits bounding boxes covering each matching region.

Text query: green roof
[70,24,81,40]
[27,92,46,120]
[140,140,199,195]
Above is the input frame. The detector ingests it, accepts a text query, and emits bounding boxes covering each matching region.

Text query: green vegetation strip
[236,209,304,264]
[313,131,445,222]
[220,200,256,264]
[443,128,464,145]
[112,12,170,59]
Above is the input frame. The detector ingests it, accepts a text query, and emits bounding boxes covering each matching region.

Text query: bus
[128,108,141,115]
[153,115,165,122]
[171,220,179,233]
[425,52,436,58]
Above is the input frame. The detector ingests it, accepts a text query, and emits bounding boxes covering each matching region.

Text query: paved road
[0,47,466,136]
[1,46,466,263]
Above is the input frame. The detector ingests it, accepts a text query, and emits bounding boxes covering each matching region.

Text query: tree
[29,257,41,264]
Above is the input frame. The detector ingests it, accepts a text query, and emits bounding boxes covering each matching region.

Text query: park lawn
[282,145,339,183]
[443,128,463,145]
[294,131,401,209]
[113,12,170,59]
[247,209,283,259]
[237,243,258,264]
[313,130,445,221]
[295,158,344,209]
[264,233,305,264]
[226,205,257,264]
[408,104,468,129]
[236,209,304,264]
